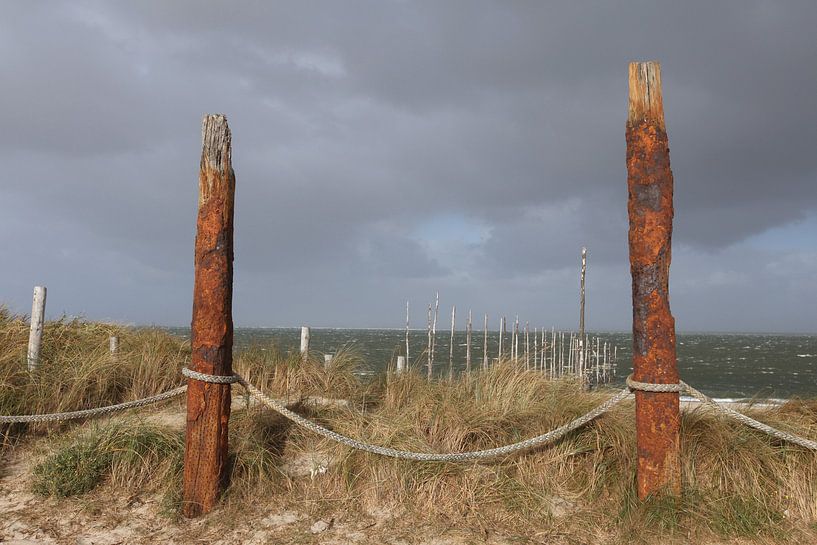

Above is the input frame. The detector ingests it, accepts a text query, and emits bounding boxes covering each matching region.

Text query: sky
[1,1,816,333]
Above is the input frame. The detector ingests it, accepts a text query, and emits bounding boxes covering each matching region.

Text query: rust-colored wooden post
[183,114,236,517]
[626,61,681,499]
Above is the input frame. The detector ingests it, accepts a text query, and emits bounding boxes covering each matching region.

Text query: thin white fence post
[27,286,47,371]
[405,300,410,363]
[448,305,456,380]
[109,335,119,359]
[300,326,310,360]
[465,309,472,373]
[482,313,489,371]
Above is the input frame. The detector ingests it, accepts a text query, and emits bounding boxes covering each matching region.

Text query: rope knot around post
[182,367,240,384]
[625,374,685,394]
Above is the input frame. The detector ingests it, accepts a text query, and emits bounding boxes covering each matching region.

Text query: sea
[168,328,816,401]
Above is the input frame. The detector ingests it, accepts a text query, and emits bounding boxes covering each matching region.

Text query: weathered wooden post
[405,300,410,363]
[465,309,472,373]
[300,326,311,360]
[183,114,236,517]
[324,354,333,367]
[498,316,505,360]
[482,313,489,371]
[109,336,119,359]
[396,355,406,375]
[578,248,587,382]
[27,286,47,371]
[448,306,456,380]
[626,61,681,499]
[426,303,433,379]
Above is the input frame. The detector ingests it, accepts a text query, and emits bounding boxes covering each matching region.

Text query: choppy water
[170,328,817,400]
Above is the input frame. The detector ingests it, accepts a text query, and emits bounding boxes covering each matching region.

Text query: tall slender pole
[559,331,564,370]
[466,309,472,373]
[627,61,681,499]
[579,247,587,387]
[27,286,47,371]
[426,303,433,379]
[595,336,600,384]
[405,301,410,363]
[482,313,489,370]
[524,322,530,370]
[513,316,519,364]
[184,114,235,517]
[448,305,456,380]
[431,292,439,374]
[534,327,539,371]
[498,316,504,360]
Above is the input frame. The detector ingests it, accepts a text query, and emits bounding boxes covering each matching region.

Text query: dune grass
[0,307,188,446]
[3,311,817,543]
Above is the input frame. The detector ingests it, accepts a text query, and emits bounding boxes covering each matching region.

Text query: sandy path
[1,442,522,545]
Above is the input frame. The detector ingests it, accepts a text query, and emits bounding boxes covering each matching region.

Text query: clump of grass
[31,413,290,513]
[33,420,183,498]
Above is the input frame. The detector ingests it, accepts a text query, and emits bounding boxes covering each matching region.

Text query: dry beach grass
[2,309,817,543]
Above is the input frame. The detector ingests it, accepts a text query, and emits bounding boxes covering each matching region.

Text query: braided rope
[626,375,685,393]
[0,386,187,424]
[680,382,817,451]
[3,368,814,456]
[182,367,240,384]
[625,374,817,451]
[237,376,632,461]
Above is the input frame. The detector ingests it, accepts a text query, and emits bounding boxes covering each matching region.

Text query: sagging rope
[0,386,187,424]
[181,368,632,460]
[237,376,632,461]
[2,369,815,455]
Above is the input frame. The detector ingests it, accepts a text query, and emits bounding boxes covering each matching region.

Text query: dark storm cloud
[1,1,816,331]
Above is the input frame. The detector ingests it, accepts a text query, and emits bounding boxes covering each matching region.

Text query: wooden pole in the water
[482,313,489,370]
[405,301,410,363]
[431,292,439,373]
[27,286,47,371]
[534,327,539,370]
[498,316,505,360]
[448,305,456,380]
[300,326,310,360]
[578,247,587,375]
[514,316,520,363]
[525,322,530,370]
[183,114,235,517]
[427,303,433,379]
[550,327,556,376]
[627,61,681,499]
[465,309,472,373]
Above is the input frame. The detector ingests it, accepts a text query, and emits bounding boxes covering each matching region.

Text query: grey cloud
[1,1,815,330]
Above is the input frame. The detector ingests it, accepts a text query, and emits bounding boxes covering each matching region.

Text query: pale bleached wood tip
[201,114,232,174]
[628,61,665,129]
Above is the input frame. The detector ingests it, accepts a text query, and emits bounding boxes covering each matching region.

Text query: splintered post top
[200,114,232,174]
[628,62,665,129]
